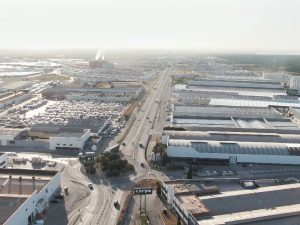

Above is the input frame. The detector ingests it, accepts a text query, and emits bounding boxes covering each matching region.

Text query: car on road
[50,199,60,203]
[114,201,120,210]
[64,186,69,195]
[88,183,94,190]
[55,193,64,199]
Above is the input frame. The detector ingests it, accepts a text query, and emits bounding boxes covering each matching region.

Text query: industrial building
[166,139,300,165]
[43,86,143,102]
[49,129,91,150]
[0,128,27,146]
[162,180,300,225]
[66,117,109,136]
[164,104,300,165]
[0,91,31,109]
[0,168,61,225]
[288,74,300,95]
[30,117,108,138]
[173,77,300,108]
[263,72,290,82]
[0,81,32,92]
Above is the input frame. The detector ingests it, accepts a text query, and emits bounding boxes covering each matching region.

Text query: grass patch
[26,74,70,81]
[140,214,149,225]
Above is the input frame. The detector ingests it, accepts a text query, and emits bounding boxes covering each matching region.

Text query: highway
[121,67,171,176]
[45,67,173,225]
[118,67,172,225]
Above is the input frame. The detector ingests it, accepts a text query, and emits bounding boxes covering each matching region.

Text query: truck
[78,152,96,160]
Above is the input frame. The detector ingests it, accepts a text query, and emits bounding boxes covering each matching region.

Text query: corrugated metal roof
[168,139,292,156]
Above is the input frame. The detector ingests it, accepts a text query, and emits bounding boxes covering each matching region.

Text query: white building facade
[3,171,61,225]
[49,129,91,150]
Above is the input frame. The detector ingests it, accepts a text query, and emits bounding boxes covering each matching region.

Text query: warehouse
[0,168,61,225]
[43,86,143,102]
[0,81,32,92]
[162,180,300,225]
[172,105,282,119]
[187,78,284,90]
[0,91,31,109]
[49,129,91,150]
[66,117,109,136]
[198,183,300,225]
[166,139,300,165]
[0,128,27,146]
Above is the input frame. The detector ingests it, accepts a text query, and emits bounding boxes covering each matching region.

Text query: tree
[187,166,193,179]
[152,143,166,162]
[177,215,181,225]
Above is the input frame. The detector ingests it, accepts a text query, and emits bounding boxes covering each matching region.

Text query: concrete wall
[167,146,300,165]
[4,172,61,225]
[0,153,7,168]
[4,191,38,225]
[7,140,49,149]
[173,196,190,225]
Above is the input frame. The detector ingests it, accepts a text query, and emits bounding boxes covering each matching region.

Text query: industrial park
[2,0,300,224]
[0,50,300,225]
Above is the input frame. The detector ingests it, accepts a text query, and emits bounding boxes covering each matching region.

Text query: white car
[88,183,94,190]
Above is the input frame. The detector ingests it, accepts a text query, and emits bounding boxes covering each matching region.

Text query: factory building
[166,139,300,165]
[0,91,31,109]
[288,75,300,95]
[0,81,32,92]
[0,168,61,225]
[49,129,91,150]
[263,72,290,82]
[162,180,300,225]
[30,117,109,139]
[66,117,109,136]
[0,128,27,146]
[43,86,143,102]
[165,104,300,165]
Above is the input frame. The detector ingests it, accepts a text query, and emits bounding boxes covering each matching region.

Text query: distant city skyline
[0,0,300,53]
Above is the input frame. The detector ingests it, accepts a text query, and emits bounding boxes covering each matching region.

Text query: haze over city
[1,1,300,225]
[1,0,300,53]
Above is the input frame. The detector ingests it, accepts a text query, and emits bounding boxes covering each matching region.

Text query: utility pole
[144,194,147,214]
[140,194,142,213]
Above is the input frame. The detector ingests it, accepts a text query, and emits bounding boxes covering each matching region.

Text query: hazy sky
[0,0,299,52]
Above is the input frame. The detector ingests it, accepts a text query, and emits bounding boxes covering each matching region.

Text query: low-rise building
[162,180,300,225]
[0,168,61,225]
[49,129,90,150]
[0,92,31,109]
[0,128,27,146]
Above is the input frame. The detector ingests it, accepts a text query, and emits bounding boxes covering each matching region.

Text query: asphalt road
[119,67,173,225]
